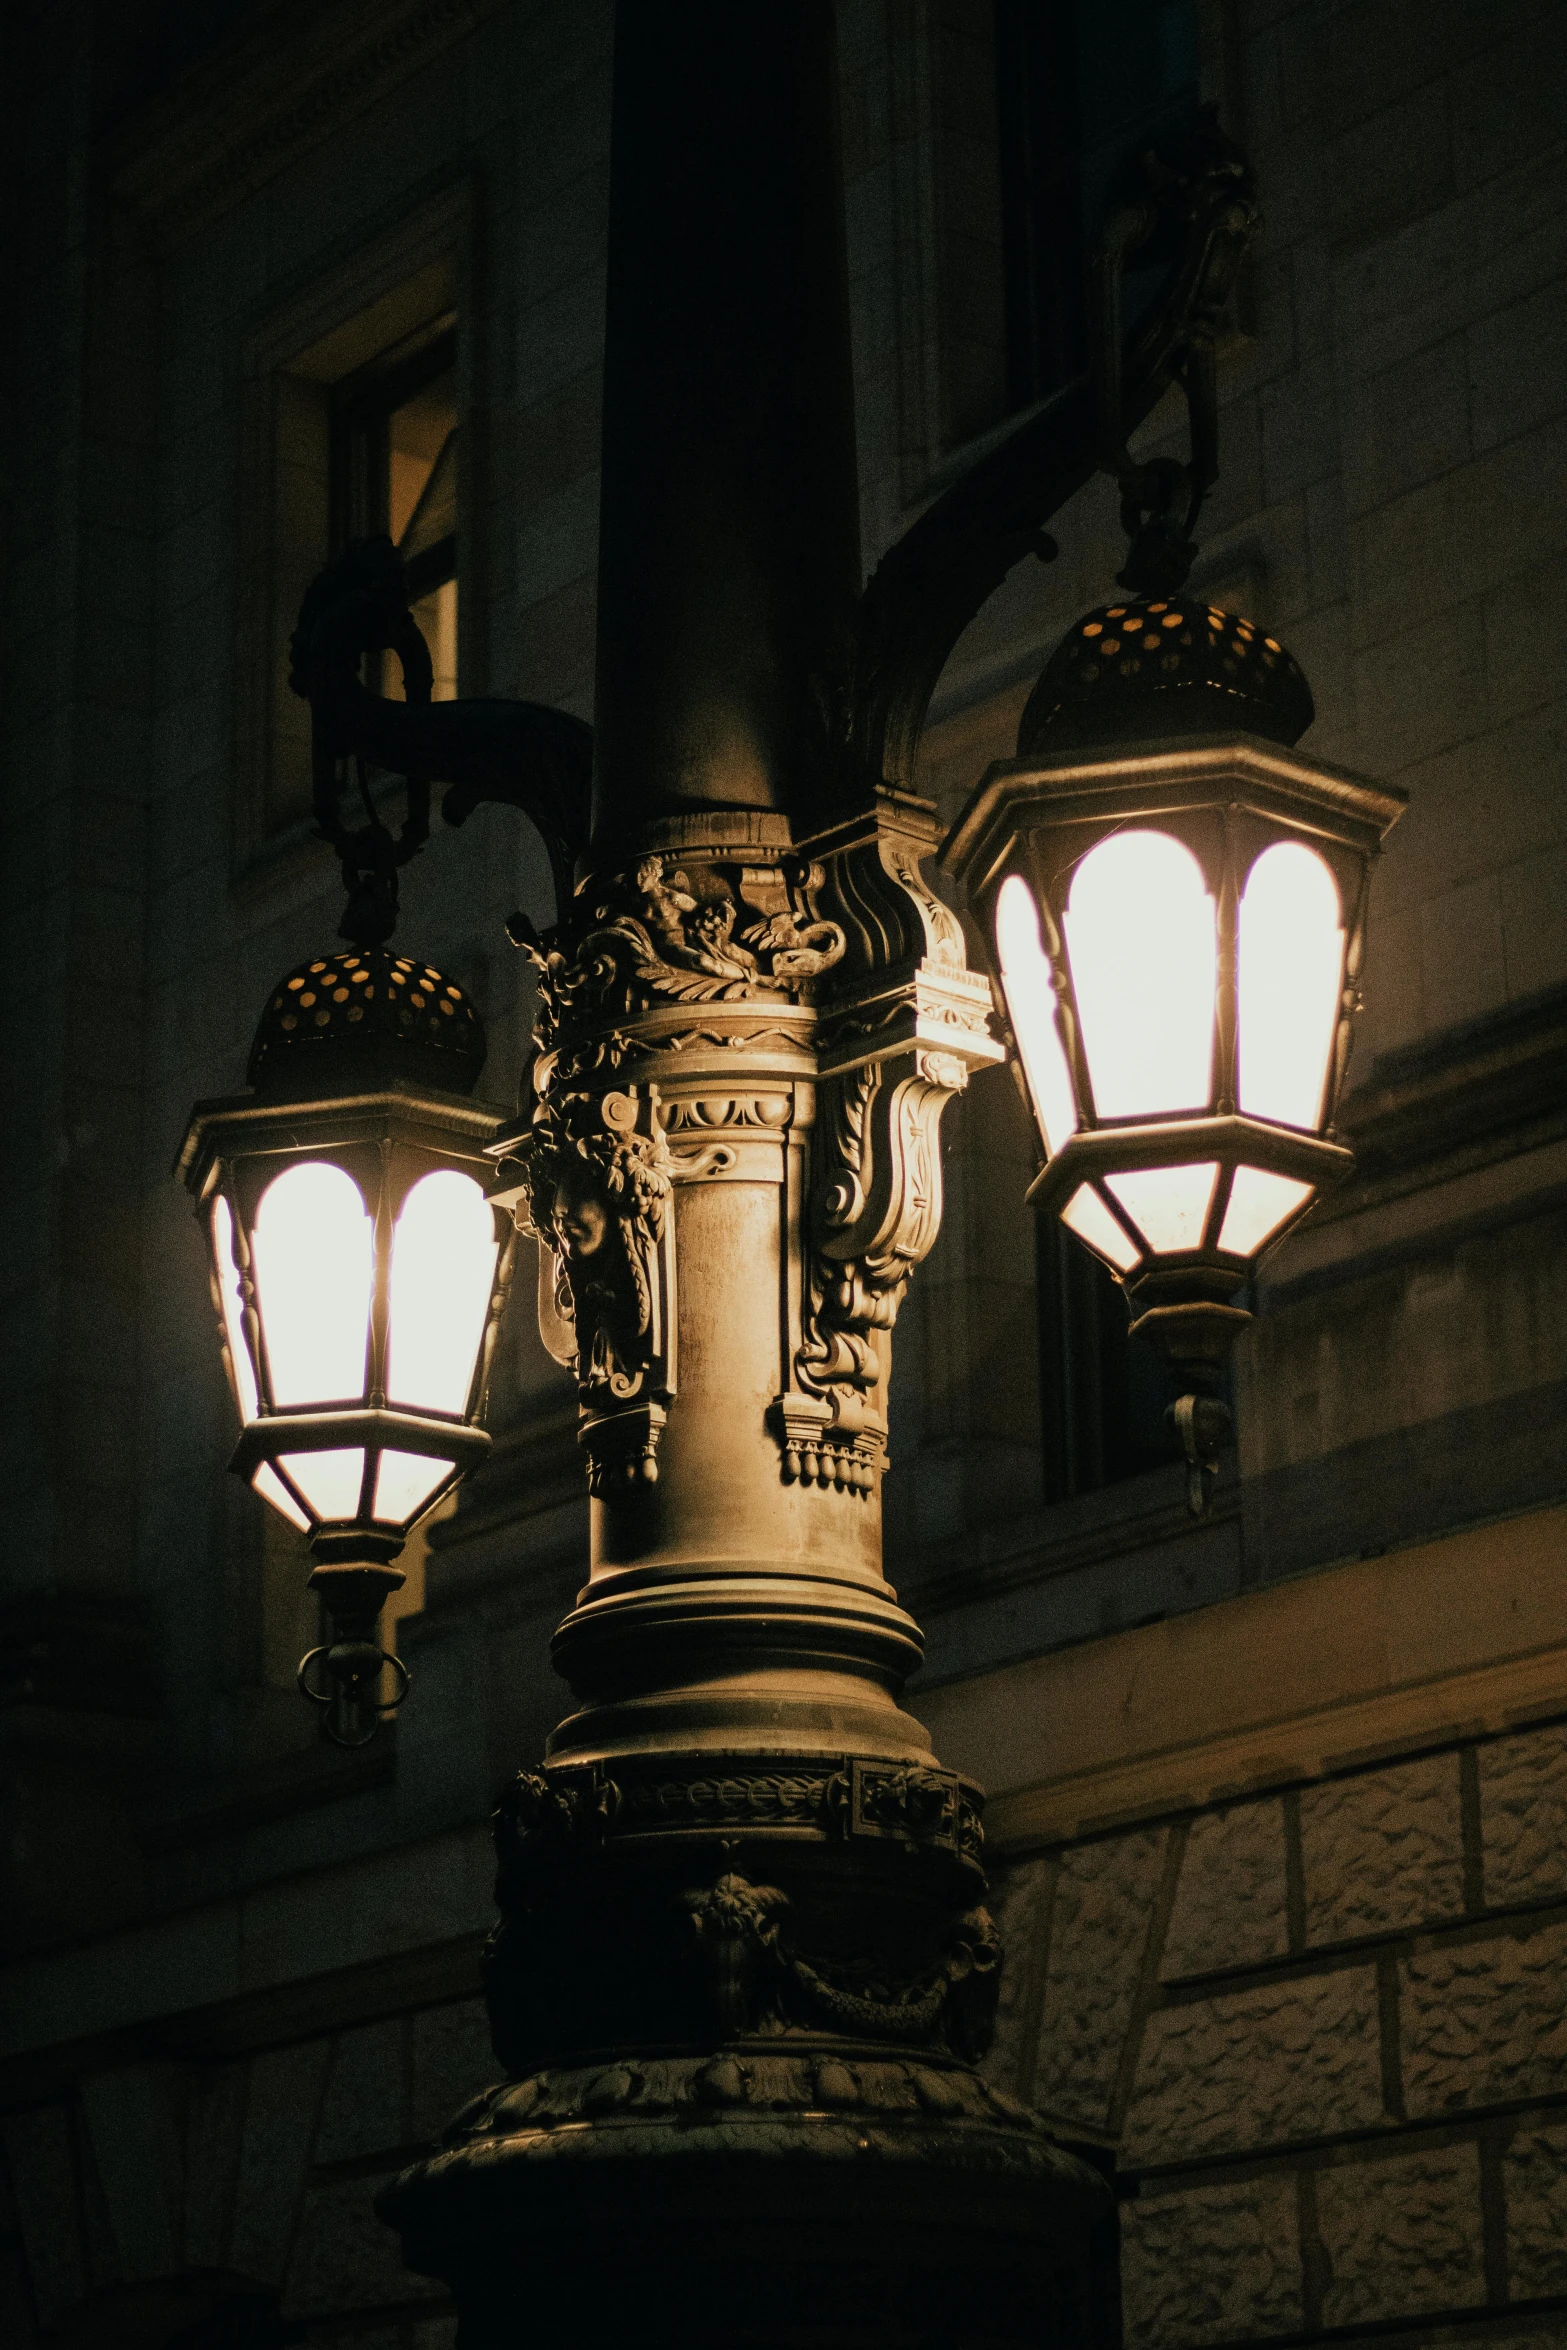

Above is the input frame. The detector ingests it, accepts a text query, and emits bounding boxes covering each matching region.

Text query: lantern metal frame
[179,1078,513,1739]
[180,1084,513,1551]
[943,730,1406,1485]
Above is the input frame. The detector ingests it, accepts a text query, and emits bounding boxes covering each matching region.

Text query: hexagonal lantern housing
[941,595,1405,1447]
[177,947,515,1736]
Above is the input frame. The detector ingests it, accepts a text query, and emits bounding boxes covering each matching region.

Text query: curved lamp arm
[851,109,1259,793]
[288,112,1259,944]
[290,537,594,944]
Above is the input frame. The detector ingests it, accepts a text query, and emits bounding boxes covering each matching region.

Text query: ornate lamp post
[176,7,1389,2341]
[942,600,1405,1506]
[177,949,513,1742]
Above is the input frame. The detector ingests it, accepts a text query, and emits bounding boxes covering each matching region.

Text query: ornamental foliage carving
[520,853,845,1061]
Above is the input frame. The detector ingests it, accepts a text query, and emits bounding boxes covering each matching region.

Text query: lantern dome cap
[1017,598,1315,756]
[248,949,487,1096]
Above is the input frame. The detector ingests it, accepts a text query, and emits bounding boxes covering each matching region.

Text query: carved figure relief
[514,1086,676,1492]
[522,854,846,1060]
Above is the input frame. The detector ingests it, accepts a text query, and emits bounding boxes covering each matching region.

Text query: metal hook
[298,1638,410,1748]
[1170,1393,1233,1518]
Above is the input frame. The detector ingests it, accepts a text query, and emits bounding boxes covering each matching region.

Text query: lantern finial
[1017,599,1315,756]
[247,949,487,1097]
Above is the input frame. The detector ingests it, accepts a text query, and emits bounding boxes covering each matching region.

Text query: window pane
[996,0,1200,409]
[389,369,456,546]
[409,576,458,702]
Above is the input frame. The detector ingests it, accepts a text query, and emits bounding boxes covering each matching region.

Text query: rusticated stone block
[1314,2144,1485,2326]
[409,1999,497,2146]
[1121,1969,1383,2165]
[284,2176,444,2319]
[229,2039,332,2287]
[1162,1801,1290,1979]
[980,1856,1051,2097]
[182,2062,246,2269]
[1402,1921,1567,2116]
[1121,2175,1302,2348]
[1480,1726,1567,1906]
[1033,1828,1167,2132]
[1300,1754,1465,1943]
[1505,2121,1567,2298]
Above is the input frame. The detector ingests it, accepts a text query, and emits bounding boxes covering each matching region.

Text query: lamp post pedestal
[378,794,1114,2346]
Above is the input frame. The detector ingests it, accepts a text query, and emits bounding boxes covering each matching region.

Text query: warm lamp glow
[995,875,1078,1157]
[280,1447,366,1520]
[252,1162,373,1405]
[1105,1162,1219,1254]
[373,1449,455,1525]
[1218,1166,1314,1256]
[211,1195,259,1424]
[1061,1183,1141,1272]
[387,1170,499,1415]
[1239,842,1344,1130]
[252,1461,308,1531]
[1065,831,1216,1117]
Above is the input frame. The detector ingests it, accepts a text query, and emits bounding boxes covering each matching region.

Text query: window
[235,190,472,857]
[333,320,459,701]
[894,0,1208,468]
[995,0,1200,414]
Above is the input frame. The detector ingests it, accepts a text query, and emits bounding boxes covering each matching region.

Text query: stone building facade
[5,0,1567,2344]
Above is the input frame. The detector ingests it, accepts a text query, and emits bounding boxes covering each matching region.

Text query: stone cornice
[106,0,503,241]
[919,1500,1567,1849]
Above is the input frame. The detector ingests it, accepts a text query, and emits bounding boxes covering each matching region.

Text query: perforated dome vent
[247,950,486,1096]
[1017,598,1314,755]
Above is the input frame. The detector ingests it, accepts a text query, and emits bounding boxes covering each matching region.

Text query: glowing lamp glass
[252,1462,308,1532]
[1065,830,1216,1119]
[373,1450,455,1526]
[1239,843,1344,1131]
[995,874,1078,1157]
[1105,1162,1219,1255]
[280,1448,366,1521]
[1061,1183,1141,1273]
[387,1170,499,1416]
[252,1162,373,1406]
[1218,1167,1314,1258]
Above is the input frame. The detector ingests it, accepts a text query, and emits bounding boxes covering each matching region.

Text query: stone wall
[0,1994,497,2348]
[985,1720,1567,2347]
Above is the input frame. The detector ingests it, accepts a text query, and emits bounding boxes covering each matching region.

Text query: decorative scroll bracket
[769,797,1005,1492]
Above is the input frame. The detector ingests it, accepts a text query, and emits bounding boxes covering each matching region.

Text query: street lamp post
[174,7,1377,2341]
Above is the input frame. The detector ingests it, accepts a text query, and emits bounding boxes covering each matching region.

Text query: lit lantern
[942,598,1405,1503]
[178,949,515,1738]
